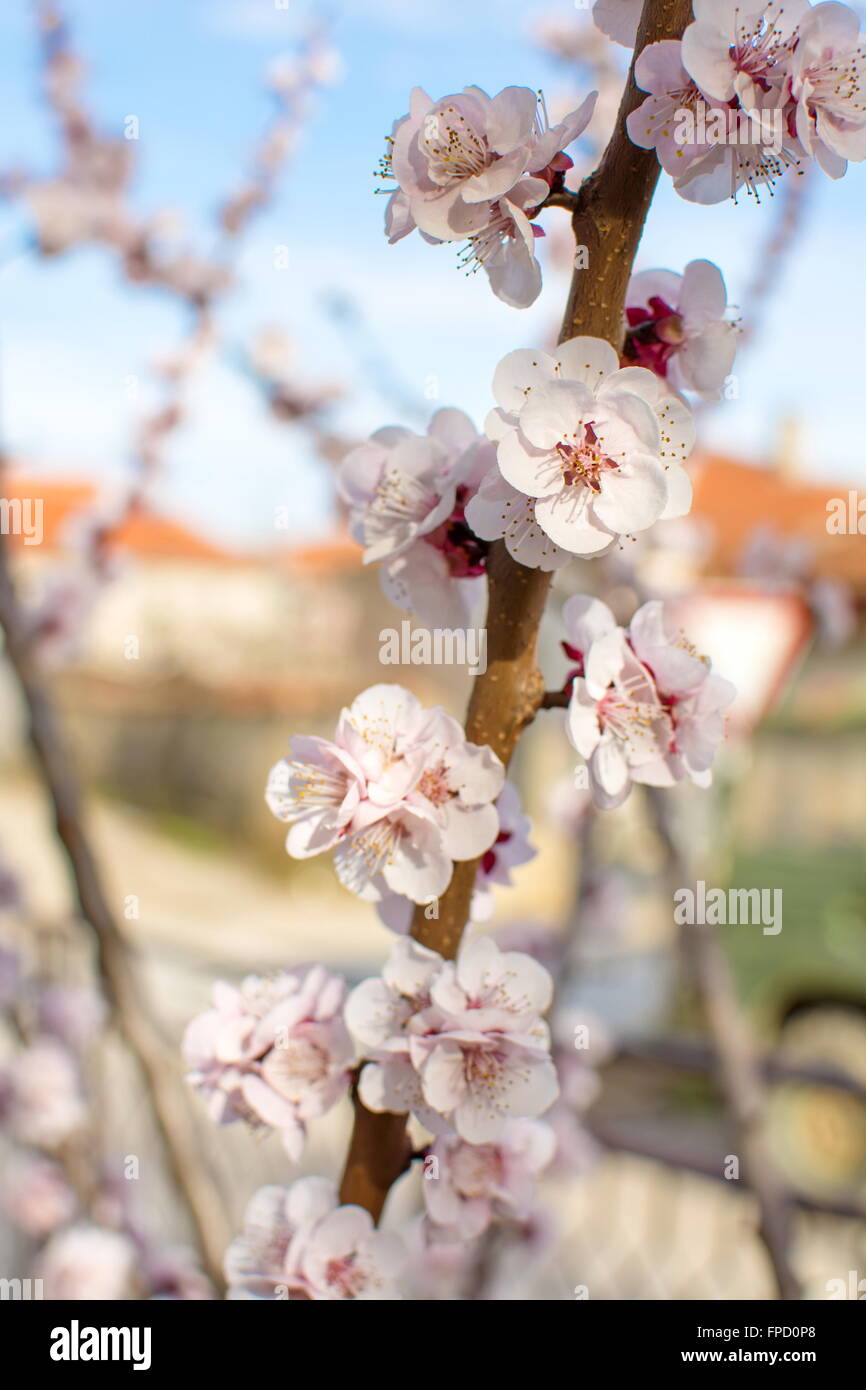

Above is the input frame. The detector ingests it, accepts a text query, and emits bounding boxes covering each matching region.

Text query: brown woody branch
[339,0,696,1216]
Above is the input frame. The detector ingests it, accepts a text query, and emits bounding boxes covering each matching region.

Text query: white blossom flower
[789,2,866,178]
[348,935,559,1143]
[266,685,504,906]
[381,84,596,305]
[565,597,736,808]
[183,967,352,1161]
[338,409,493,626]
[475,337,693,560]
[225,1177,406,1300]
[423,1118,555,1240]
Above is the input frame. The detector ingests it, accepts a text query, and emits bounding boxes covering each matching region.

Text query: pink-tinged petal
[680,258,727,325]
[593,0,642,48]
[628,266,682,310]
[591,455,668,532]
[485,85,539,153]
[659,462,693,520]
[358,1057,419,1115]
[427,407,479,454]
[382,825,453,903]
[496,427,560,499]
[519,380,594,449]
[589,738,632,808]
[492,349,557,412]
[534,489,615,554]
[385,190,416,243]
[584,628,627,694]
[439,801,500,860]
[285,1175,338,1230]
[562,594,617,652]
[420,1040,467,1113]
[567,682,603,760]
[461,148,527,202]
[482,225,543,309]
[554,335,620,387]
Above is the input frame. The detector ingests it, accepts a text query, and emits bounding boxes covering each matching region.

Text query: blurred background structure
[0,0,864,1300]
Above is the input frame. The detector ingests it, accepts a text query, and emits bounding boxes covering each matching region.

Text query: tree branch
[647,785,802,1300]
[0,528,230,1292]
[338,0,696,1218]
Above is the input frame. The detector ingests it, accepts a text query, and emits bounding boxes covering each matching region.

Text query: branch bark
[339,0,696,1216]
[0,528,230,1292]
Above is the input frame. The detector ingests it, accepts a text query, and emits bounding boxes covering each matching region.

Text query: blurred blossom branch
[646,785,801,1300]
[0,515,230,1289]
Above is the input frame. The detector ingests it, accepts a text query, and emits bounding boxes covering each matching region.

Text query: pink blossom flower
[565,596,736,808]
[0,1037,87,1149]
[348,935,559,1142]
[375,780,536,932]
[681,0,808,108]
[183,966,352,1161]
[593,0,643,47]
[225,1177,406,1300]
[789,2,866,177]
[423,1118,555,1239]
[624,259,739,398]
[36,1224,139,1300]
[626,38,801,203]
[471,337,694,560]
[2,1154,77,1238]
[266,684,504,906]
[337,410,494,626]
[382,85,596,304]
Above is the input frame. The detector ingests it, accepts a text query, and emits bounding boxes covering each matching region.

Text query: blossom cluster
[563,595,736,808]
[215,933,562,1297]
[182,966,353,1160]
[346,935,559,1144]
[624,1,866,202]
[381,83,597,305]
[266,683,504,908]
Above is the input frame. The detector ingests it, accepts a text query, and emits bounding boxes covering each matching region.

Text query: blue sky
[0,0,864,548]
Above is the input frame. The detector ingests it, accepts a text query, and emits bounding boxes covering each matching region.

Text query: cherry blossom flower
[36,1225,139,1301]
[348,935,559,1143]
[337,410,494,626]
[2,1154,77,1238]
[565,596,736,809]
[423,1118,555,1240]
[627,39,792,203]
[266,684,504,906]
[681,0,808,108]
[788,3,866,178]
[376,780,536,932]
[592,0,643,48]
[381,84,596,304]
[0,1037,87,1149]
[225,1177,406,1300]
[183,967,352,1160]
[474,337,694,560]
[624,259,739,398]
